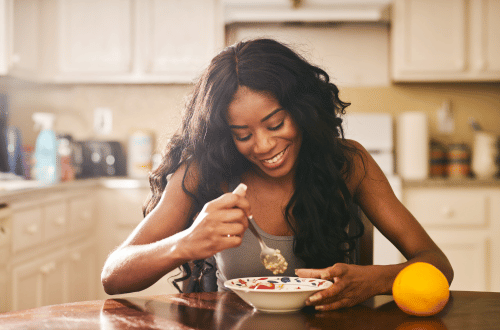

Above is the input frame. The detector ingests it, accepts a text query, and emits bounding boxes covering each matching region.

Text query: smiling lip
[261,146,289,167]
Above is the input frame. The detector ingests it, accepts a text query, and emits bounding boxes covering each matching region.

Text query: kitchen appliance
[75,140,126,178]
[343,113,404,265]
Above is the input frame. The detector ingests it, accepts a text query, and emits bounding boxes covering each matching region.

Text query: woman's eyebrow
[229,108,284,129]
[261,108,284,122]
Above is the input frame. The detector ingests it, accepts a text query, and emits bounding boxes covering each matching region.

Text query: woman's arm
[101,165,250,295]
[296,140,453,310]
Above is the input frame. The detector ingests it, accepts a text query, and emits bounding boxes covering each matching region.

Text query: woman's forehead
[227,87,282,122]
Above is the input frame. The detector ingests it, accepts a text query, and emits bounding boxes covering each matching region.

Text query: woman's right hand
[181,183,251,260]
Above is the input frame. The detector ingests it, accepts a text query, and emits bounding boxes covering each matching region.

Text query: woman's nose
[253,130,275,154]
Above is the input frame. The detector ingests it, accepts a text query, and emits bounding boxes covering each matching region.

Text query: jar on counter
[447,143,471,178]
[430,141,447,178]
[127,129,154,178]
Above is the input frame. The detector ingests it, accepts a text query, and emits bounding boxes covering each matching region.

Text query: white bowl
[224,276,333,313]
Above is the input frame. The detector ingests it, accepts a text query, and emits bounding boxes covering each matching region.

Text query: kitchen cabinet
[9,0,224,83]
[11,249,67,311]
[0,207,11,313]
[0,0,10,75]
[6,187,98,312]
[391,0,500,82]
[403,186,500,292]
[67,239,97,303]
[221,0,391,24]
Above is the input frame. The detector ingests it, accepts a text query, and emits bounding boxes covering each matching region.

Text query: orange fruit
[392,262,450,316]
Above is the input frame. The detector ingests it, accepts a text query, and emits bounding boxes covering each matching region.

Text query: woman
[101,38,453,311]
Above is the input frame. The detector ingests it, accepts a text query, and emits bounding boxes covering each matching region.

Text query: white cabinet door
[0,0,10,75]
[392,0,467,80]
[10,0,40,79]
[11,250,67,311]
[427,231,489,292]
[58,0,133,75]
[469,0,500,76]
[392,0,500,81]
[140,0,223,82]
[67,239,97,303]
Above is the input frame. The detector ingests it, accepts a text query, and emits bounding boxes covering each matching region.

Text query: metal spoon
[247,215,288,274]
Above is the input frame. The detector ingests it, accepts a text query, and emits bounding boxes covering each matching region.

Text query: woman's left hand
[295,263,382,311]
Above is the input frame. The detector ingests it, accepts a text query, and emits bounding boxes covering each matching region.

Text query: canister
[429,141,447,177]
[447,143,471,178]
[127,130,154,178]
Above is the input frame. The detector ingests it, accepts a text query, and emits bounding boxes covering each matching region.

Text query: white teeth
[263,148,286,164]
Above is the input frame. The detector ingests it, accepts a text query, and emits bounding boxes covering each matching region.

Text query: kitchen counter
[0,177,150,204]
[1,291,500,329]
[403,177,500,188]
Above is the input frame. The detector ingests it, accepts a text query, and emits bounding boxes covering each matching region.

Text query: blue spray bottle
[32,112,59,184]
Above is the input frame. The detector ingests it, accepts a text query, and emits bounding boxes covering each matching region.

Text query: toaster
[74,140,127,178]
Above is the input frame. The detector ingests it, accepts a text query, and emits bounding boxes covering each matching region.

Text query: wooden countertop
[1,291,499,329]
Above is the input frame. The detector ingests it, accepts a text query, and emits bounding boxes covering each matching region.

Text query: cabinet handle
[55,216,66,226]
[441,206,454,218]
[40,261,56,275]
[25,224,39,235]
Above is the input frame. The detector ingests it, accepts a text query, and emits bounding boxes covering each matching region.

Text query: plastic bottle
[32,113,59,184]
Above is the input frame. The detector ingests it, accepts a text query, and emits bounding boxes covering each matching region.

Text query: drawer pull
[40,261,56,275]
[26,224,39,235]
[440,206,454,218]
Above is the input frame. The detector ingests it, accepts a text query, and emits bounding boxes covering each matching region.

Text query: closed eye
[269,120,284,131]
[234,134,251,142]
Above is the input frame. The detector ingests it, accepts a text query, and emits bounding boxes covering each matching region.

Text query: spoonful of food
[247,215,288,275]
[233,184,288,275]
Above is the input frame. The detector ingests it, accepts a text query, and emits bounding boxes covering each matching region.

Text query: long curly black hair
[143,38,364,292]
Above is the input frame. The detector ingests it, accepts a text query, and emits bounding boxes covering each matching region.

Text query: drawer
[404,188,489,227]
[43,201,69,241]
[12,207,43,253]
[69,197,94,233]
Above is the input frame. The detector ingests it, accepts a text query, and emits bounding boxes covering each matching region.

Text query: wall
[342,83,500,147]
[2,80,192,154]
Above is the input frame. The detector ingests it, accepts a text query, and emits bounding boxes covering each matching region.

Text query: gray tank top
[215,217,306,291]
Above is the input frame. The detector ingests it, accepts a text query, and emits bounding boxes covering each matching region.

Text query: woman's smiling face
[227,86,302,179]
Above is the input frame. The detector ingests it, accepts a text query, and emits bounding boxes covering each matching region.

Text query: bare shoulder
[340,139,368,195]
[157,160,200,215]
[340,139,388,198]
[124,161,201,246]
